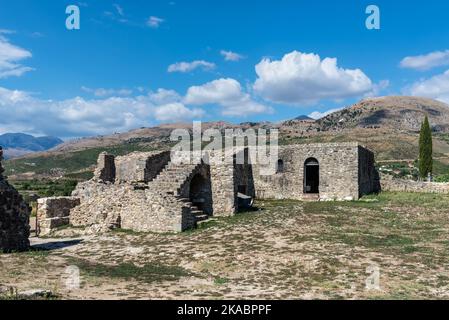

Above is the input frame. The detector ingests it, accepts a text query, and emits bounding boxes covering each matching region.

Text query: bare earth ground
[1,192,449,300]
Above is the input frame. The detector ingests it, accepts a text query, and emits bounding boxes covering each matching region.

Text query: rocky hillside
[317,96,449,132]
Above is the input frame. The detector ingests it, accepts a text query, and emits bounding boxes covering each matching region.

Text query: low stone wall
[381,175,449,194]
[121,190,195,233]
[69,181,195,233]
[70,183,125,229]
[36,197,80,236]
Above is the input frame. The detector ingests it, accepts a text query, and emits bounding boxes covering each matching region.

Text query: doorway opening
[304,158,319,194]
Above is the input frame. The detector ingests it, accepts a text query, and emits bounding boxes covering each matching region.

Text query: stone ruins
[36,142,380,235]
[0,147,30,252]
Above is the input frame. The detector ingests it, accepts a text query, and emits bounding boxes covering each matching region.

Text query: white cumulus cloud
[0,35,33,79]
[253,51,373,105]
[220,50,244,62]
[405,69,449,104]
[148,88,181,104]
[0,86,205,138]
[154,103,204,122]
[308,108,342,120]
[168,60,216,73]
[81,86,133,97]
[400,50,449,71]
[184,78,273,116]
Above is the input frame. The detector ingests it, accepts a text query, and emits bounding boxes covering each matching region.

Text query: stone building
[0,147,30,252]
[253,142,380,201]
[37,142,379,234]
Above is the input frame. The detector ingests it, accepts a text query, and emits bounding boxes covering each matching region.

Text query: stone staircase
[148,161,209,224]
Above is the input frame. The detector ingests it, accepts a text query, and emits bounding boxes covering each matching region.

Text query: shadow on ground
[31,239,83,251]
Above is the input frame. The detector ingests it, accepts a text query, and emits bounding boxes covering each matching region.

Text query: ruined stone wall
[178,164,213,215]
[93,152,116,183]
[234,163,256,198]
[36,197,80,236]
[0,147,30,252]
[67,149,194,233]
[252,143,361,201]
[380,174,449,194]
[115,151,170,183]
[121,190,195,233]
[210,162,237,216]
[70,183,126,229]
[70,182,195,233]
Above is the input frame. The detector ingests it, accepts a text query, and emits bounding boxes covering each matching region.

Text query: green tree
[419,116,433,179]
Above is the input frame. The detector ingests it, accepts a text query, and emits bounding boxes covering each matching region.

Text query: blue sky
[1,0,449,138]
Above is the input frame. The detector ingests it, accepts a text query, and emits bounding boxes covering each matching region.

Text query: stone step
[302,194,320,202]
[195,214,209,222]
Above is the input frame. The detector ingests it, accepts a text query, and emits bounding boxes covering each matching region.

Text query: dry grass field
[1,192,449,300]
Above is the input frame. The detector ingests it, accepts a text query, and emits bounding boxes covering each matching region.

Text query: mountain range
[3,96,449,180]
[0,133,63,159]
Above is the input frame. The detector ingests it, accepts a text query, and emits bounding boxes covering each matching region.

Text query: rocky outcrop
[0,146,30,252]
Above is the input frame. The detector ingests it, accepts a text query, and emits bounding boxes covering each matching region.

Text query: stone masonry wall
[93,152,116,183]
[210,162,237,216]
[36,197,80,236]
[381,174,449,194]
[115,151,170,183]
[253,143,361,201]
[0,147,30,252]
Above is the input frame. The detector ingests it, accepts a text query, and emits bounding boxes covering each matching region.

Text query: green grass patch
[214,277,229,285]
[68,258,191,283]
[11,179,78,198]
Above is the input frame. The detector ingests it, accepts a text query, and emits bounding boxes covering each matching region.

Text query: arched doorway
[189,173,213,215]
[304,158,319,194]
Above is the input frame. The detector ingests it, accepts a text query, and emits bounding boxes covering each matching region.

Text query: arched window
[276,159,284,173]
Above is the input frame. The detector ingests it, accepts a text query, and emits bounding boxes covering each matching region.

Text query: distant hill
[294,115,314,121]
[4,96,449,181]
[0,133,63,159]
